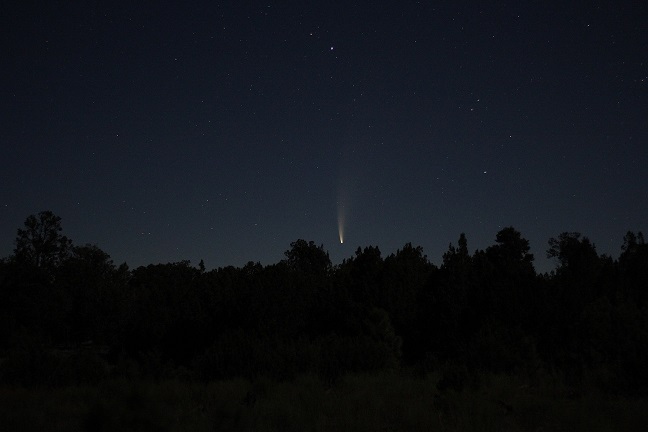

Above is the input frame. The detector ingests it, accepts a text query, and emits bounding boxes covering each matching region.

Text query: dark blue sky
[2,1,647,272]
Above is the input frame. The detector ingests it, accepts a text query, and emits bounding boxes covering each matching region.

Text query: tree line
[1,211,647,395]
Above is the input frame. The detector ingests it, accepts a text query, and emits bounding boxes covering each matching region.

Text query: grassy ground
[0,371,646,431]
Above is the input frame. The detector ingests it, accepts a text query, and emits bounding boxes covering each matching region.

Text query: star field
[1,1,647,272]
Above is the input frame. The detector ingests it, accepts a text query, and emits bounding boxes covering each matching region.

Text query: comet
[337,143,359,246]
[337,202,345,244]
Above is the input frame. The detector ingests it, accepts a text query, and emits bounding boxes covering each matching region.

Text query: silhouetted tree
[442,233,470,274]
[13,211,72,273]
[423,233,474,362]
[543,232,615,381]
[346,245,383,305]
[56,244,120,344]
[464,228,540,372]
[282,239,331,277]
[2,211,74,345]
[546,232,606,307]
[381,243,435,361]
[481,228,536,323]
[547,232,599,275]
[280,240,333,336]
[124,261,204,364]
[487,226,534,275]
[619,231,648,307]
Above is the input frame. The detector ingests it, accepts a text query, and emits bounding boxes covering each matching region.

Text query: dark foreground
[1,371,647,432]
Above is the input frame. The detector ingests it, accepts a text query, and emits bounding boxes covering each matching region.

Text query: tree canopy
[13,210,72,272]
[1,211,648,396]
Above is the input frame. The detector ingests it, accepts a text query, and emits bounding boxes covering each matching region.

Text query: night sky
[2,1,647,273]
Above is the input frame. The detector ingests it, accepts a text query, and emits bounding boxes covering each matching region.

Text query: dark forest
[1,211,647,430]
